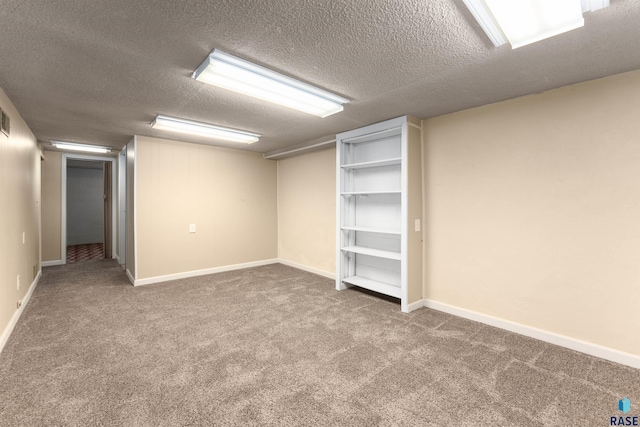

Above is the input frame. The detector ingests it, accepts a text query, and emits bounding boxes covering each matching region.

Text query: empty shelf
[340,226,401,235]
[341,158,401,169]
[341,245,401,260]
[342,276,401,299]
[341,190,401,196]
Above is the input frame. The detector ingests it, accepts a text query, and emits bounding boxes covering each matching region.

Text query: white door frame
[61,153,117,264]
[117,149,126,267]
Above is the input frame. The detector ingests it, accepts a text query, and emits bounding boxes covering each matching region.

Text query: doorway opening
[62,154,117,264]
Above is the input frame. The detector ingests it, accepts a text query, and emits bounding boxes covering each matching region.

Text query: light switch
[414,219,421,232]
[22,232,25,244]
[189,224,196,233]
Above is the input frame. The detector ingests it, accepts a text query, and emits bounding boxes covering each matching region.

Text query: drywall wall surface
[407,124,423,305]
[277,148,336,275]
[423,69,640,356]
[134,136,277,280]
[126,139,136,279]
[67,166,104,245]
[41,151,62,262]
[0,86,41,339]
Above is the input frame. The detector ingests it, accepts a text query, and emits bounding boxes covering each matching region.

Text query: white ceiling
[0,0,639,155]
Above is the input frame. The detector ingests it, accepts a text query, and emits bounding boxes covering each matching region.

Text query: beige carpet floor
[0,259,638,426]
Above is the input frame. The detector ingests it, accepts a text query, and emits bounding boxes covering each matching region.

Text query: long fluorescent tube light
[463,0,609,49]
[463,0,507,47]
[51,141,111,154]
[192,49,349,118]
[581,0,610,13]
[151,115,260,144]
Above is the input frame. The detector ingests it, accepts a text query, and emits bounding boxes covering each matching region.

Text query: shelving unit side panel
[400,121,409,310]
[336,139,346,290]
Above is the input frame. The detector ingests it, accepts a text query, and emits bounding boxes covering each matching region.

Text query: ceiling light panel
[463,0,609,49]
[193,50,349,118]
[488,0,583,49]
[151,115,260,144]
[51,141,111,153]
[581,0,610,12]
[462,0,507,47]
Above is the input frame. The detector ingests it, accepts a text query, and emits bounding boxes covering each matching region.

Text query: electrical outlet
[22,231,25,244]
[17,275,20,290]
[414,219,421,232]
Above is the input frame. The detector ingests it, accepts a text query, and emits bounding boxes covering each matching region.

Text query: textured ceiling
[1,0,639,154]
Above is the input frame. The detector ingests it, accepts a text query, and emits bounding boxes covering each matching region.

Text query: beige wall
[277,148,336,276]
[423,69,640,356]
[134,136,277,280]
[0,87,41,338]
[126,140,136,277]
[41,151,62,262]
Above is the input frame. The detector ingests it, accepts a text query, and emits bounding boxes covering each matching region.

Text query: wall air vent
[0,108,10,136]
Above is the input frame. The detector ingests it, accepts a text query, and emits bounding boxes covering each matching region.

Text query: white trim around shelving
[400,119,409,314]
[405,299,425,313]
[341,126,401,145]
[131,259,279,287]
[416,299,640,369]
[277,259,335,280]
[0,270,41,355]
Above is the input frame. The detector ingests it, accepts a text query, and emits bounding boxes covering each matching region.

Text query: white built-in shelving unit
[336,116,423,312]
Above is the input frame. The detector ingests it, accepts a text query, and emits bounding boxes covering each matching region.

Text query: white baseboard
[420,299,640,369]
[41,260,63,267]
[0,270,42,354]
[276,259,335,280]
[132,259,280,287]
[405,299,425,313]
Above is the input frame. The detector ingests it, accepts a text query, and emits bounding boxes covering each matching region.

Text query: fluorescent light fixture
[463,0,507,47]
[151,115,260,144]
[463,0,610,49]
[581,0,610,12]
[51,141,111,154]
[192,49,349,118]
